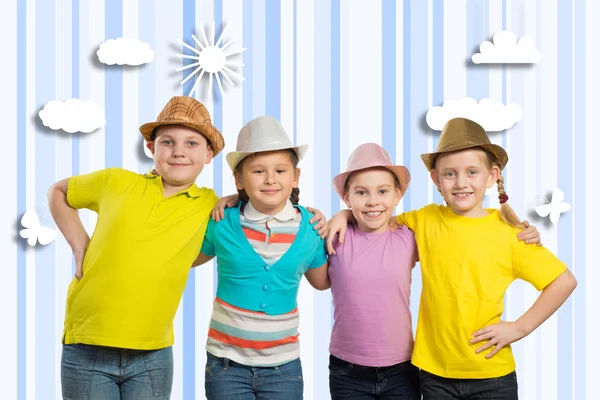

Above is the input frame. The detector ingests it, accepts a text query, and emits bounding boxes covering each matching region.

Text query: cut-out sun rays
[176,22,247,98]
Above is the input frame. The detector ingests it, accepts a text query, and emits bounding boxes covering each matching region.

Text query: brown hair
[234,149,300,205]
[343,167,401,195]
[434,148,524,229]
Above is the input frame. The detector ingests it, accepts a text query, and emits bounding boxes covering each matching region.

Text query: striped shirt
[206,200,303,366]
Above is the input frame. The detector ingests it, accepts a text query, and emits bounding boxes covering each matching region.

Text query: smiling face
[343,168,402,234]
[234,150,300,215]
[430,148,500,218]
[146,125,213,191]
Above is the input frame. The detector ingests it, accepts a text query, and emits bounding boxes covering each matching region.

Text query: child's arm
[470,269,577,358]
[48,178,89,279]
[191,252,214,268]
[304,262,330,290]
[325,210,354,255]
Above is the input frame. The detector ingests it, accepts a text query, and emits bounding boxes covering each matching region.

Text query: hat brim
[226,144,309,171]
[332,165,411,200]
[139,121,225,156]
[420,143,509,171]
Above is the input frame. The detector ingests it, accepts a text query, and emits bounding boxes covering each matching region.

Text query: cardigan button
[263,285,268,291]
[264,265,271,272]
[260,303,266,309]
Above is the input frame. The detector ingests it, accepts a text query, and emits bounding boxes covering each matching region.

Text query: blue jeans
[204,352,304,400]
[61,344,173,400]
[329,354,421,399]
[420,370,518,400]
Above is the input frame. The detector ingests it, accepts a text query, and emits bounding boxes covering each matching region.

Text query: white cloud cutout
[472,31,540,64]
[426,98,523,132]
[97,37,154,66]
[39,99,106,133]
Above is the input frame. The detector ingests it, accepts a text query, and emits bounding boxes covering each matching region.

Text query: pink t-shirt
[328,224,418,367]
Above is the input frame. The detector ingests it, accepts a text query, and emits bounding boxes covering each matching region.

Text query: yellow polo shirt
[63,168,218,349]
[398,204,567,379]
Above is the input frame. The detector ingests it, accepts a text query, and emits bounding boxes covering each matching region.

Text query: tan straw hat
[332,143,410,199]
[139,96,225,156]
[420,117,508,171]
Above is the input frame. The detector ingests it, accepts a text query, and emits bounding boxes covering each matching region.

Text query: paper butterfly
[19,208,57,246]
[534,188,571,224]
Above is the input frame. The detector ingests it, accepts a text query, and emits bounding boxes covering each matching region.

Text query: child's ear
[146,141,155,155]
[487,165,500,188]
[429,170,441,190]
[293,168,301,188]
[343,193,352,209]
[394,187,403,205]
[205,145,214,164]
[234,172,244,190]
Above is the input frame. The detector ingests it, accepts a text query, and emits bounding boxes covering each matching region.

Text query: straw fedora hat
[226,116,308,171]
[332,143,411,199]
[420,118,508,171]
[139,96,225,156]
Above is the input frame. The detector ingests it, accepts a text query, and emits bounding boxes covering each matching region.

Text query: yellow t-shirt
[397,204,567,379]
[63,168,218,349]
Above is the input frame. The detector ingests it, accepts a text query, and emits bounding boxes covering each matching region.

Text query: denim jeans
[204,352,304,400]
[61,344,173,400]
[420,369,518,400]
[329,354,421,399]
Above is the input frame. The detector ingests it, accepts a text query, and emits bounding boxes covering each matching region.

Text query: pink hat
[332,143,411,199]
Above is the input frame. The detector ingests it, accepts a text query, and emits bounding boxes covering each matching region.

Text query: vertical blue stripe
[382,0,395,161]
[330,0,340,217]
[432,0,443,204]
[535,1,543,397]
[293,0,297,145]
[104,0,122,168]
[501,0,507,151]
[557,1,574,399]
[402,0,410,213]
[466,0,489,100]
[138,2,155,174]
[573,2,586,399]
[181,1,195,397]
[313,1,332,396]
[16,0,26,398]
[35,0,57,394]
[265,1,280,119]
[72,0,79,277]
[243,0,253,123]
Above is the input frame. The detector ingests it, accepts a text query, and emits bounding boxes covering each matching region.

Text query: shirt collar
[144,171,203,198]
[243,199,297,222]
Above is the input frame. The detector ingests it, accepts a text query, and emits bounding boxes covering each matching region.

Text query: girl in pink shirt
[327,143,421,399]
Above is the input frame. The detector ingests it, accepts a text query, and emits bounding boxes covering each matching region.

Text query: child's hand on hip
[470,320,527,359]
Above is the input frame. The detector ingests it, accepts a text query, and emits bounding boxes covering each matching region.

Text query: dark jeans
[329,354,421,399]
[204,352,304,400]
[420,370,518,400]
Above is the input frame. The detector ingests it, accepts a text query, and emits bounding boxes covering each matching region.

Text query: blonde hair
[434,148,524,229]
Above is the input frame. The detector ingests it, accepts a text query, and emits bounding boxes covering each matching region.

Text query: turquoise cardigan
[201,203,328,315]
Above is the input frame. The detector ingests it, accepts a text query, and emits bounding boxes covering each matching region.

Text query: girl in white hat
[195,116,329,400]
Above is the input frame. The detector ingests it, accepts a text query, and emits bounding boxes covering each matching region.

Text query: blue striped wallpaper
[1,0,595,399]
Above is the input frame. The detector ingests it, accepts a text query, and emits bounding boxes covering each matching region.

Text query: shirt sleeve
[66,168,113,212]
[511,238,568,291]
[396,209,420,232]
[200,218,217,256]
[308,237,328,269]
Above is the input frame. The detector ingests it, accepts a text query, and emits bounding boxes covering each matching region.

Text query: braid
[290,187,300,205]
[496,171,524,229]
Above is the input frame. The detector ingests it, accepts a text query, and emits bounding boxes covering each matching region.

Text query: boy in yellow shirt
[50,96,223,399]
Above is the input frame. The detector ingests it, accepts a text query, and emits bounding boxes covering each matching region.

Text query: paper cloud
[472,31,540,64]
[97,37,155,66]
[426,98,523,132]
[39,99,106,133]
